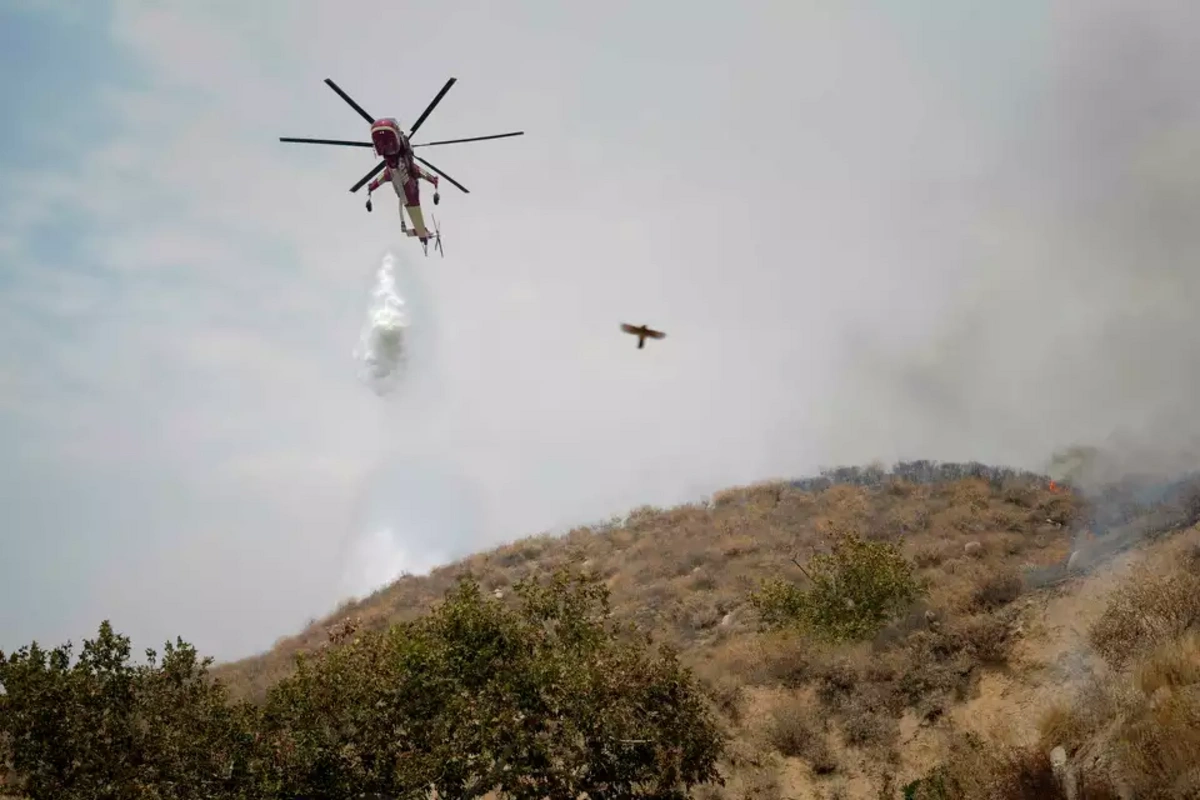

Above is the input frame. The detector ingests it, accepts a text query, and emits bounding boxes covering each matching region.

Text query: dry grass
[215,470,1077,703]
[765,693,838,772]
[909,734,1123,799]
[208,464,1200,797]
[1036,675,1135,758]
[1097,628,1200,797]
[1088,564,1200,670]
[970,569,1024,612]
[1027,548,1200,798]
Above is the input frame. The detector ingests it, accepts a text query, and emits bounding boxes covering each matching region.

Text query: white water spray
[340,525,446,596]
[353,251,409,396]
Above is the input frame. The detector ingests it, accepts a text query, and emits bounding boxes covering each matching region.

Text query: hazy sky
[3,0,1198,662]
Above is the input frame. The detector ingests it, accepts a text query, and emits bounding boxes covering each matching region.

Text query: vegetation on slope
[749,529,923,642]
[217,461,1077,703]
[904,535,1200,799]
[5,459,1200,798]
[1,571,724,799]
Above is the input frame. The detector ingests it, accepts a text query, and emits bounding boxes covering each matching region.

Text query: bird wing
[645,328,666,339]
[620,324,641,335]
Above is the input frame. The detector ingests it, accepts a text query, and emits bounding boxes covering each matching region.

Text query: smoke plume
[819,0,1200,485]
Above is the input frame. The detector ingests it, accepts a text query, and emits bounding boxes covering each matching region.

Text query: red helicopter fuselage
[369,118,410,168]
[278,76,526,258]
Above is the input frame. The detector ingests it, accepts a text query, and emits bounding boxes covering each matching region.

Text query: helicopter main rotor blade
[279,137,374,147]
[350,160,386,193]
[414,156,469,194]
[408,77,456,136]
[412,131,525,148]
[324,78,375,124]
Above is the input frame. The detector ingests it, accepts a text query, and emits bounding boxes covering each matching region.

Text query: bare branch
[789,556,814,583]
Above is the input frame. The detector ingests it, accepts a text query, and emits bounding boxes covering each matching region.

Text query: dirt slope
[213,462,1200,798]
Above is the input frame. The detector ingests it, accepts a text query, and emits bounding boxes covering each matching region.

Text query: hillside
[212,460,1200,797]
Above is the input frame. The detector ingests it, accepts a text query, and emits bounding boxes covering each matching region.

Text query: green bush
[259,570,726,798]
[0,569,726,799]
[0,621,253,800]
[750,531,923,642]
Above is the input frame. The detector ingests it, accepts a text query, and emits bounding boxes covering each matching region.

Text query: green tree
[751,531,923,642]
[2,569,726,799]
[257,569,726,799]
[0,621,255,800]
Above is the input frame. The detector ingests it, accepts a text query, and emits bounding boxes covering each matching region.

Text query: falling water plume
[354,251,409,396]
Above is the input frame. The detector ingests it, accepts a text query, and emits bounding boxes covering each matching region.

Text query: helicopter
[279,77,523,255]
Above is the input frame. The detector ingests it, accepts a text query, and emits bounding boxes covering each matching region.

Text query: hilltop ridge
[214,461,1076,697]
[202,459,1200,796]
[6,459,1199,796]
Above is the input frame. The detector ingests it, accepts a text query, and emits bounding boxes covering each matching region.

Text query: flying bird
[621,323,666,349]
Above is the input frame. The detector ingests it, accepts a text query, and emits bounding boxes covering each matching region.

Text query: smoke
[818,0,1200,485]
[353,251,410,397]
[806,1,1200,710]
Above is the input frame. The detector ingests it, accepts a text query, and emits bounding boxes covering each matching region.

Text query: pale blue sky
[4,1,1200,663]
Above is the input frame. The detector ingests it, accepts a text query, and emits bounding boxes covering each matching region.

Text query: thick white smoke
[353,251,410,397]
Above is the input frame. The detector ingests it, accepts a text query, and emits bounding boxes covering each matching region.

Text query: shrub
[1135,629,1200,697]
[1036,675,1136,758]
[840,698,897,748]
[748,631,820,688]
[750,531,923,642]
[765,695,836,772]
[706,675,744,723]
[0,621,254,800]
[971,571,1024,611]
[905,734,1120,799]
[1107,632,1200,796]
[1088,565,1200,669]
[1111,686,1200,797]
[913,545,947,569]
[0,569,726,800]
[956,614,1014,665]
[258,568,726,799]
[1033,628,1200,796]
